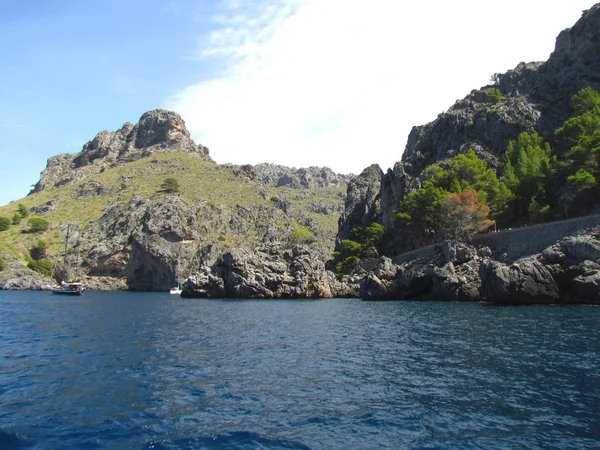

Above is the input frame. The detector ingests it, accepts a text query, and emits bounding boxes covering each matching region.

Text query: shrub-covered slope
[0,111,350,292]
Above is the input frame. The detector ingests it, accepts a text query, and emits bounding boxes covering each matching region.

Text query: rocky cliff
[3,6,600,302]
[0,110,354,294]
[359,224,600,305]
[31,109,212,193]
[331,4,600,303]
[353,5,600,232]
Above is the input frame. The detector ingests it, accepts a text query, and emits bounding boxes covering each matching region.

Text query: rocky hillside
[349,5,600,232]
[331,5,600,303]
[30,109,212,193]
[3,6,600,302]
[0,110,353,293]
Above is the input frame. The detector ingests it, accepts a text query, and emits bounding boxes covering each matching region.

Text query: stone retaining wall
[472,214,600,260]
[391,214,600,264]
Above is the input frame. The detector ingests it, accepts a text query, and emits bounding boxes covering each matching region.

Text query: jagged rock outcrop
[402,6,600,176]
[479,258,560,304]
[401,94,539,178]
[336,164,383,245]
[338,5,600,242]
[357,228,600,304]
[379,162,420,230]
[0,267,55,290]
[31,109,212,193]
[253,163,352,189]
[182,244,358,299]
[359,242,483,302]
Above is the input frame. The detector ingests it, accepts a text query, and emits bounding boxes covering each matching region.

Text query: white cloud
[166,0,594,175]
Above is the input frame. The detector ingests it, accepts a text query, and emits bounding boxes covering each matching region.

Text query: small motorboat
[52,282,84,295]
[169,283,182,295]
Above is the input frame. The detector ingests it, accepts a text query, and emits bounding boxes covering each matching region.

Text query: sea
[0,291,599,450]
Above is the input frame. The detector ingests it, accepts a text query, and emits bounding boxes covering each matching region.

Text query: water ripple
[0,292,599,449]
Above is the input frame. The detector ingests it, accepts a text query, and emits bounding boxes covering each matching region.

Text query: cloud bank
[166,0,593,174]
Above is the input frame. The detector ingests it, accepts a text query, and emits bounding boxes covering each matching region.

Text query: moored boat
[170,256,183,294]
[52,282,84,295]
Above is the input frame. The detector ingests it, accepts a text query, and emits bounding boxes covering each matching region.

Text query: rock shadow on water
[0,429,35,449]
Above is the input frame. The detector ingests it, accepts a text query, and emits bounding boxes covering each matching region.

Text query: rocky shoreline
[359,230,600,305]
[3,7,600,306]
[2,226,599,305]
[177,227,600,305]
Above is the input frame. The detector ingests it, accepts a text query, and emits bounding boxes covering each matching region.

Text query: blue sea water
[0,291,599,449]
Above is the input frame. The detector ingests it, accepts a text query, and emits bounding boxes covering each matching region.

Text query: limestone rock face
[357,242,482,301]
[355,228,600,304]
[33,153,79,193]
[0,267,55,290]
[479,258,560,304]
[336,164,383,246]
[570,269,600,303]
[253,164,351,189]
[401,94,540,177]
[360,273,388,300]
[182,244,355,299]
[336,6,600,256]
[560,236,600,262]
[442,240,477,265]
[133,109,198,152]
[78,195,198,291]
[379,162,420,230]
[31,109,213,193]
[400,6,600,177]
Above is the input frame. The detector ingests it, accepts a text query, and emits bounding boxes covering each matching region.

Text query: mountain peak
[31,109,212,193]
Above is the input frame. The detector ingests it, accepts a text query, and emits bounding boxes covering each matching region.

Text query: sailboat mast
[63,223,70,268]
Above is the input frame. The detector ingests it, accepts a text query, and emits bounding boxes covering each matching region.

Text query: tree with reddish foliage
[441,190,494,241]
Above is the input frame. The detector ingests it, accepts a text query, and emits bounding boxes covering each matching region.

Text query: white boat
[52,225,85,296]
[170,257,183,294]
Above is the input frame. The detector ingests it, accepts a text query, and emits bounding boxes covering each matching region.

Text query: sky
[0,0,595,206]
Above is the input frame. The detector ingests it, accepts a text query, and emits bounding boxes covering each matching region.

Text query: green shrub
[335,256,360,275]
[341,239,362,255]
[160,177,180,193]
[12,213,22,225]
[567,169,596,190]
[290,228,315,244]
[487,88,503,103]
[30,240,49,261]
[0,216,10,231]
[25,217,49,233]
[0,257,5,271]
[27,259,53,277]
[17,203,29,218]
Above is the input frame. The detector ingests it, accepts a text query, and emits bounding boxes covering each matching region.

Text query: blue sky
[0,0,595,206]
